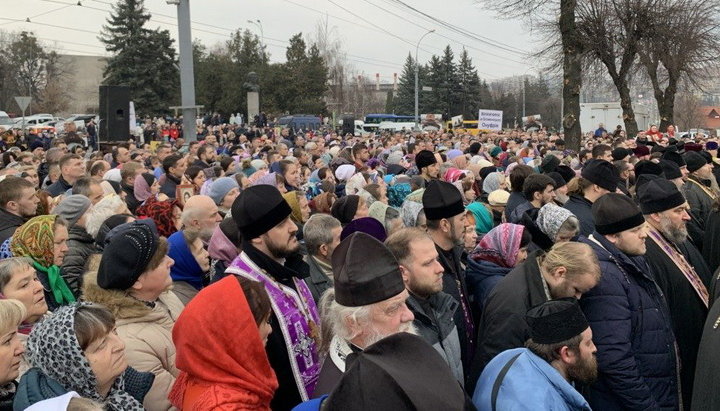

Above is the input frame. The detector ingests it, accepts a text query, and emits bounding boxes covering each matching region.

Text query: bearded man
[313,232,416,397]
[227,185,318,410]
[640,175,712,409]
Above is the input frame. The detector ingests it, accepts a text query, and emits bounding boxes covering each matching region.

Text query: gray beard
[659,216,688,244]
[363,322,418,348]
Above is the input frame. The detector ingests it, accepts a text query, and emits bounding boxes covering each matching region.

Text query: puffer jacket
[580,233,679,410]
[563,194,594,237]
[406,292,463,385]
[60,225,96,297]
[82,271,184,411]
[465,258,512,312]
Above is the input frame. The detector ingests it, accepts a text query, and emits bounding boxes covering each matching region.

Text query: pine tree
[394,53,417,115]
[457,49,482,119]
[100,0,178,115]
[423,55,444,113]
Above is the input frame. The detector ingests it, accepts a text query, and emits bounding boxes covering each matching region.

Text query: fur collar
[82,271,152,319]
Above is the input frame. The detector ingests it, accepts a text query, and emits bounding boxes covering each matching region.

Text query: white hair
[85,194,126,238]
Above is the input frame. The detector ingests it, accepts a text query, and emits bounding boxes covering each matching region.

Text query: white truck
[580,102,651,133]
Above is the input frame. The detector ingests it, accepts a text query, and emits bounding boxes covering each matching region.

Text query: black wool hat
[581,159,620,192]
[331,195,360,225]
[324,333,466,411]
[546,172,566,189]
[659,160,682,180]
[684,151,707,173]
[479,166,497,181]
[662,150,685,168]
[422,180,465,220]
[526,298,589,344]
[611,147,630,161]
[232,185,292,239]
[637,175,686,214]
[415,150,437,171]
[98,222,159,290]
[592,193,645,235]
[540,154,560,174]
[634,160,663,177]
[556,165,576,185]
[331,232,405,307]
[468,142,481,155]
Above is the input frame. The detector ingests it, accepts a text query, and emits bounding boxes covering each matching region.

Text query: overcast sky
[6,0,541,81]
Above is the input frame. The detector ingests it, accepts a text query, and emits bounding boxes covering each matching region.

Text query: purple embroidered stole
[226,252,321,400]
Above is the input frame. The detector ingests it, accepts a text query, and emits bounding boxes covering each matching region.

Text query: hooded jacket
[82,271,184,411]
[563,195,594,237]
[465,258,512,311]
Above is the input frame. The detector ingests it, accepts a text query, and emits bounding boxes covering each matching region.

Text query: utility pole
[415,29,435,129]
[168,0,197,141]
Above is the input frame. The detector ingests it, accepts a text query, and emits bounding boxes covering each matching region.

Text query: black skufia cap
[659,160,682,180]
[422,180,464,220]
[526,298,589,344]
[637,175,686,215]
[662,150,686,167]
[232,185,292,239]
[324,333,466,411]
[634,160,663,177]
[331,232,405,307]
[415,150,437,170]
[581,159,619,192]
[592,193,645,235]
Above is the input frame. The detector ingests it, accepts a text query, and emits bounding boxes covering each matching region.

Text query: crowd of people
[0,117,718,410]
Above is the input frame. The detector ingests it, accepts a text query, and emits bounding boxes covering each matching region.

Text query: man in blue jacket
[473,298,595,411]
[580,193,679,410]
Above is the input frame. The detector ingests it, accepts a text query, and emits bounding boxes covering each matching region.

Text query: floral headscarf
[135,197,179,238]
[26,303,144,410]
[11,215,75,305]
[470,223,525,268]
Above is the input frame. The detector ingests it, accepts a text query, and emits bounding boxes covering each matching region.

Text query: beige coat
[83,271,184,411]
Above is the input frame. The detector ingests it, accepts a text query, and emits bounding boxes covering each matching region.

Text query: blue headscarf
[167,231,205,290]
[466,202,494,235]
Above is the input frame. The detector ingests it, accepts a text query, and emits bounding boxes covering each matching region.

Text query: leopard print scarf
[26,303,143,410]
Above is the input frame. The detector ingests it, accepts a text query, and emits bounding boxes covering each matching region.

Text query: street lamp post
[167,0,197,141]
[247,19,265,59]
[415,29,435,129]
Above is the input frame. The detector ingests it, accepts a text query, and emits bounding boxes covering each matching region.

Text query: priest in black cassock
[639,176,712,410]
[691,299,720,411]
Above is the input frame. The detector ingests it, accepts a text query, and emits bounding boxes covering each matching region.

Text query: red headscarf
[135,196,179,238]
[169,276,278,410]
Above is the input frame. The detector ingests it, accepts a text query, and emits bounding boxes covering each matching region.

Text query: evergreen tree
[423,55,444,113]
[385,90,394,113]
[394,53,417,115]
[100,0,178,115]
[457,49,482,119]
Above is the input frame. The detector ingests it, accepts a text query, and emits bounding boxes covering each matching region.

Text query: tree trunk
[560,0,583,151]
[658,74,678,131]
[616,80,639,136]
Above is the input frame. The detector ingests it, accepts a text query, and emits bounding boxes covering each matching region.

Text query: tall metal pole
[415,29,435,129]
[176,0,197,141]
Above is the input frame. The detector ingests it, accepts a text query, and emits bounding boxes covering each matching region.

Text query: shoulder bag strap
[491,353,522,411]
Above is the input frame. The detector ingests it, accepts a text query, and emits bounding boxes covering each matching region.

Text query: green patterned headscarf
[11,215,75,305]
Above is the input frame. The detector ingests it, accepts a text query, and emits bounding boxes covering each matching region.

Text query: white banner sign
[478,109,503,130]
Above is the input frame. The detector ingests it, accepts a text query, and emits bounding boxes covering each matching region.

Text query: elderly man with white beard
[313,232,416,397]
[639,175,713,410]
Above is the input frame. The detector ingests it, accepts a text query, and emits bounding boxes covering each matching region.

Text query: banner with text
[478,109,503,131]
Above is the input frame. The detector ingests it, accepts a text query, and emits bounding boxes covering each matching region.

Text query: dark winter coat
[465,258,512,313]
[160,174,181,199]
[504,191,526,222]
[45,176,72,197]
[701,208,720,274]
[683,177,715,230]
[564,194,594,237]
[406,292,463,384]
[60,226,96,298]
[122,182,141,214]
[691,300,720,411]
[304,255,332,304]
[0,208,24,245]
[580,234,679,410]
[467,249,549,394]
[645,233,709,410]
